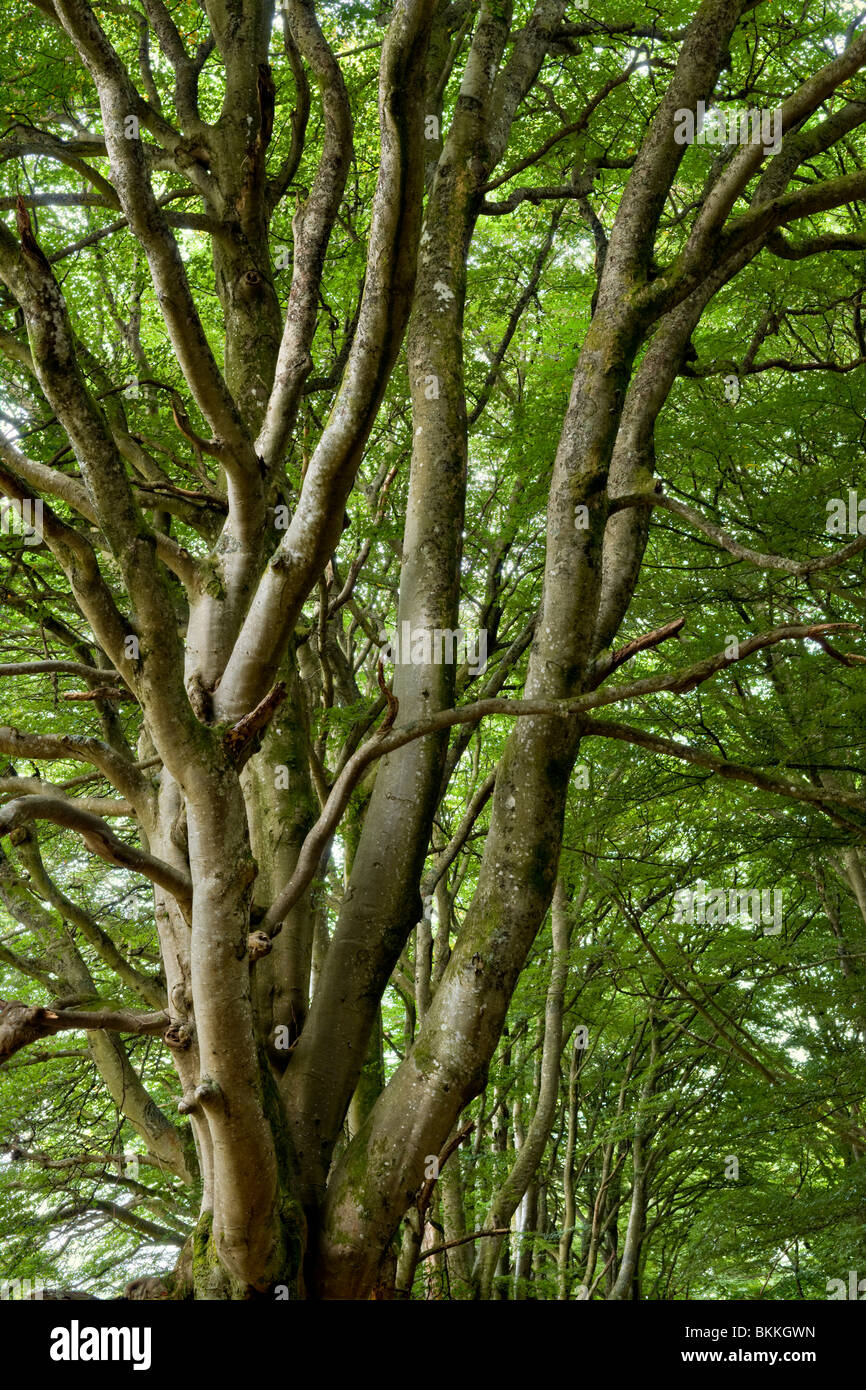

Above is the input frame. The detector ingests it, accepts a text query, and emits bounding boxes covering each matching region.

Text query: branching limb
[17,832,165,1009]
[582,718,866,834]
[591,617,686,683]
[0,998,169,1063]
[0,727,153,810]
[420,768,497,896]
[0,797,192,912]
[612,490,866,574]
[0,778,132,818]
[216,0,440,719]
[262,622,862,929]
[256,0,351,469]
[51,0,257,479]
[52,1197,188,1246]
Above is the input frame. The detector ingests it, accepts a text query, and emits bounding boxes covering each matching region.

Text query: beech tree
[0,0,865,1300]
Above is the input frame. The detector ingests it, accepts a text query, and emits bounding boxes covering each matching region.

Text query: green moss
[200,556,227,601]
[257,1044,308,1297]
[164,1237,194,1300]
[170,1058,309,1299]
[189,1209,252,1300]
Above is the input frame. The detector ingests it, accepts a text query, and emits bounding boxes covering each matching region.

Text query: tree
[1,0,865,1300]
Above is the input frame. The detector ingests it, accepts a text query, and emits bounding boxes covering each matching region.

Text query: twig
[419,1228,511,1261]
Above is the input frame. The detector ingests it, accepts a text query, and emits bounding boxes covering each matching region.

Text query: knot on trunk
[237,269,265,301]
[194,1076,221,1106]
[178,1076,222,1113]
[248,929,272,961]
[163,1022,192,1051]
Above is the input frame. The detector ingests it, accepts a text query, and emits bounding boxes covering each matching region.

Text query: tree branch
[0,797,192,911]
[582,718,866,835]
[262,623,856,930]
[612,490,866,574]
[0,998,169,1063]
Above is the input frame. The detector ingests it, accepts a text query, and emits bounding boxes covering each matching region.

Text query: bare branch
[582,718,866,834]
[0,797,192,911]
[592,616,686,682]
[0,727,152,809]
[0,998,168,1063]
[613,490,866,573]
[0,778,132,818]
